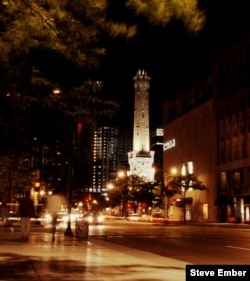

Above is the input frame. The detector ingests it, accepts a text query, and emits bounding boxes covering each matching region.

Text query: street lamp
[107,183,114,190]
[64,162,74,236]
[167,162,206,224]
[164,167,177,219]
[180,162,194,224]
[117,170,126,179]
[53,87,61,95]
[106,182,114,214]
[117,170,128,217]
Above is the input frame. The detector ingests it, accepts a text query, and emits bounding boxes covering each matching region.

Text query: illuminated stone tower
[128,69,155,181]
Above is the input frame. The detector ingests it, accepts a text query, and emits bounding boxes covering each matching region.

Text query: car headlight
[88,216,93,223]
[62,215,69,223]
[97,215,104,223]
[45,214,52,223]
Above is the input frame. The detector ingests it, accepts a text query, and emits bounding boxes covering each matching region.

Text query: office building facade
[163,33,250,223]
[214,34,250,223]
[163,79,216,222]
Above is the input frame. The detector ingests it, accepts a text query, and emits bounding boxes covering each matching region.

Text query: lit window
[187,161,193,174]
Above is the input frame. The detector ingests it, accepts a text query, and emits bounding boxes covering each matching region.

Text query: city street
[19,217,250,264]
[1,2,250,280]
[0,219,188,281]
[1,218,250,280]
[90,219,250,264]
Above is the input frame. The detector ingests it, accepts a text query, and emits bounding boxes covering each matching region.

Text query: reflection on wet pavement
[0,231,185,280]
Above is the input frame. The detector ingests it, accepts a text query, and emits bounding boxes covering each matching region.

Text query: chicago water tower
[127,69,155,180]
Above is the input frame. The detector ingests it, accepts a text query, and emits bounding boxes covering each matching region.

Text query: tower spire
[133,69,150,152]
[128,69,155,181]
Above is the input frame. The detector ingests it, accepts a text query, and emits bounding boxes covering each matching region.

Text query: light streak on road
[226,246,250,251]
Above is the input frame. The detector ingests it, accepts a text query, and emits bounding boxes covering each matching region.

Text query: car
[141,214,151,222]
[83,211,104,225]
[152,213,165,223]
[127,213,141,221]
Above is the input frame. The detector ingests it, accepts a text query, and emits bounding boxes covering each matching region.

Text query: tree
[165,173,207,224]
[126,0,205,34]
[0,155,33,202]
[0,1,129,144]
[0,0,205,104]
[0,0,206,199]
[0,0,128,198]
[0,0,205,143]
[108,174,157,216]
[128,175,157,213]
[106,186,123,210]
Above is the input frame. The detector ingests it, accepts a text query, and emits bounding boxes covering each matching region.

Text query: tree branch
[19,0,59,36]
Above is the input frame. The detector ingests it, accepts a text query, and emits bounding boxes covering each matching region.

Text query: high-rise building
[89,123,133,195]
[91,127,119,194]
[128,69,155,180]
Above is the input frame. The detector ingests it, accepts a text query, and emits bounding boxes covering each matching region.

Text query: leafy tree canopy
[0,0,205,199]
[108,174,157,211]
[126,0,205,33]
[165,173,207,223]
[165,173,207,198]
[0,0,205,134]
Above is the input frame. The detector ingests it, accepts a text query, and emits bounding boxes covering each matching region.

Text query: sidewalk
[0,228,186,281]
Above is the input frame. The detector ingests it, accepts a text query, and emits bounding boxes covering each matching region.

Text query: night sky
[99,0,250,129]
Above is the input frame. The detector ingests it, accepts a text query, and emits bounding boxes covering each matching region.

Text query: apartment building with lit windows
[91,127,119,194]
[90,125,132,195]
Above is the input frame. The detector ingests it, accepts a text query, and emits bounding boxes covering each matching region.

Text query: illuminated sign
[163,139,176,151]
[156,128,164,136]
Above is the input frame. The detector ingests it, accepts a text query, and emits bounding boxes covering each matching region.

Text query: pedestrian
[18,190,36,240]
[0,201,10,226]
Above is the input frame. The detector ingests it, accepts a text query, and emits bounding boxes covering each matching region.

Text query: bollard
[75,219,89,240]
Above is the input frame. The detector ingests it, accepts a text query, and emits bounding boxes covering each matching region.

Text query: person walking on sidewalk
[18,190,36,240]
[0,201,10,226]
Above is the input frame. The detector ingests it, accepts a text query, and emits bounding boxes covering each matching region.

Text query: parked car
[83,211,104,225]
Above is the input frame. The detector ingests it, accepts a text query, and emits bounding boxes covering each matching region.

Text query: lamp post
[180,163,194,225]
[166,166,190,224]
[164,168,177,219]
[64,160,74,236]
[175,162,206,224]
[117,170,128,218]
[106,182,113,213]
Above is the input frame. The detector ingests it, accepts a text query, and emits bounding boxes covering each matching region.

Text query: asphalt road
[19,218,250,265]
[2,219,249,281]
[88,219,250,265]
